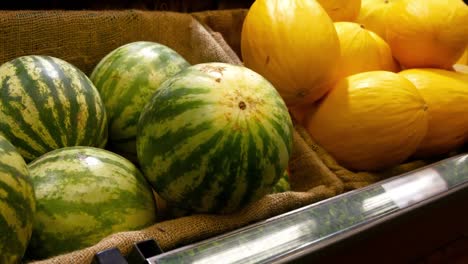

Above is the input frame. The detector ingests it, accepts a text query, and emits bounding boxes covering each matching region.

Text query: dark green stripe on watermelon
[142,87,211,124]
[90,41,190,160]
[270,113,294,156]
[26,146,156,259]
[78,73,100,146]
[0,215,25,263]
[239,127,266,207]
[51,57,80,145]
[111,77,149,130]
[205,131,243,212]
[0,55,108,161]
[0,180,32,226]
[140,120,213,163]
[99,49,147,127]
[162,129,225,210]
[0,161,30,186]
[256,121,285,180]
[0,75,50,157]
[0,123,43,160]
[29,57,67,147]
[30,151,147,189]
[0,135,35,264]
[137,62,293,213]
[29,190,154,259]
[92,42,156,97]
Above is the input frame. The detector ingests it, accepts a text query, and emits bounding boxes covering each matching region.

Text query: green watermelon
[272,170,291,193]
[0,135,35,264]
[90,41,190,162]
[26,146,156,259]
[0,55,108,162]
[137,62,293,213]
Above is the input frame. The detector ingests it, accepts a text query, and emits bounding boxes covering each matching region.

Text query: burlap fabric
[192,9,248,57]
[0,9,427,263]
[0,10,241,75]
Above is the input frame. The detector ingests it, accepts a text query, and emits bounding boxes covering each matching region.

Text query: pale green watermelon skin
[26,146,156,259]
[137,62,293,213]
[0,135,35,264]
[90,41,190,161]
[0,55,108,162]
[272,170,291,193]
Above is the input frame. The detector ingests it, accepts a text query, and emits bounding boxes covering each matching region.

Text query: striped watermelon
[0,135,35,264]
[137,62,293,213]
[272,170,291,193]
[26,146,156,259]
[0,55,108,162]
[90,41,190,162]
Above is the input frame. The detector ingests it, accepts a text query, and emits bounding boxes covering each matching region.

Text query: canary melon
[386,0,468,69]
[453,64,468,74]
[316,0,361,21]
[399,69,468,158]
[241,0,340,106]
[456,47,468,65]
[331,22,399,82]
[288,103,317,125]
[356,0,397,41]
[305,71,429,171]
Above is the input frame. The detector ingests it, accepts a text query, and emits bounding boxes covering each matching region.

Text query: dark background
[0,0,465,11]
[0,0,255,11]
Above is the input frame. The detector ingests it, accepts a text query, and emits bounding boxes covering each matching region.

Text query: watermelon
[90,41,190,162]
[272,170,291,193]
[0,55,108,162]
[0,135,35,264]
[137,62,293,213]
[26,146,156,259]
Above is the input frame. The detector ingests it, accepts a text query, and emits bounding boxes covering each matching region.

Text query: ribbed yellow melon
[399,69,468,158]
[305,71,429,171]
[331,22,399,82]
[386,0,468,69]
[456,46,468,65]
[241,0,340,106]
[356,0,397,41]
[316,0,361,21]
[453,64,468,74]
[288,103,318,125]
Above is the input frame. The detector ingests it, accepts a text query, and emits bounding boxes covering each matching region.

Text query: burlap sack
[0,10,241,75]
[192,9,248,57]
[0,9,428,263]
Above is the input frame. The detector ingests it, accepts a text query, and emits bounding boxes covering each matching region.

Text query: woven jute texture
[2,9,427,264]
[192,9,248,57]
[0,10,241,75]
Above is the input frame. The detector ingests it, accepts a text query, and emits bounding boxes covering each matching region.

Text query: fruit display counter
[1,1,467,263]
[93,153,468,263]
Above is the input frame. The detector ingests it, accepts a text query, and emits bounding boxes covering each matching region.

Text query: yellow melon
[356,0,398,41]
[241,0,341,106]
[316,0,361,21]
[305,71,428,171]
[399,69,468,158]
[331,22,399,82]
[289,102,319,125]
[386,0,468,69]
[289,104,309,125]
[453,64,468,74]
[456,46,468,65]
